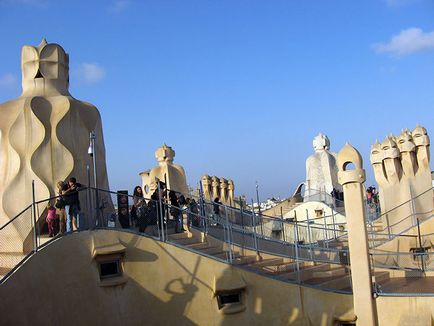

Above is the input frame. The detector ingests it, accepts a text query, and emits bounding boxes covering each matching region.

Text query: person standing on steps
[212,197,221,226]
[46,202,57,237]
[55,181,68,235]
[63,177,83,232]
[130,186,144,227]
[169,190,184,233]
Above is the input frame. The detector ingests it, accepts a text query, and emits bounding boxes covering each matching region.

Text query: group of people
[45,180,216,237]
[125,183,200,235]
[330,187,344,202]
[46,177,83,237]
[366,186,379,205]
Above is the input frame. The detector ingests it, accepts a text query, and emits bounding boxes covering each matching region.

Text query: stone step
[328,241,348,248]
[213,251,241,260]
[367,237,389,242]
[185,242,212,250]
[370,225,384,232]
[233,255,258,265]
[167,232,192,240]
[199,246,225,255]
[262,262,301,275]
[279,263,330,281]
[172,237,202,246]
[248,257,284,268]
[315,270,390,291]
[372,271,390,284]
[317,275,351,290]
[312,267,346,278]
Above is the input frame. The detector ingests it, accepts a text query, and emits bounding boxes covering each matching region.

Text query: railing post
[157,182,165,242]
[416,218,425,272]
[293,219,301,284]
[240,205,244,229]
[331,207,337,240]
[224,205,233,263]
[386,213,392,240]
[369,220,375,248]
[239,204,247,251]
[251,200,259,254]
[280,207,286,242]
[306,209,313,260]
[323,214,328,246]
[199,181,208,235]
[31,180,38,252]
[229,210,235,260]
[86,165,93,229]
[89,131,101,227]
[255,182,264,237]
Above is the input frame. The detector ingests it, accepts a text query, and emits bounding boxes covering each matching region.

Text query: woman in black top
[130,186,144,227]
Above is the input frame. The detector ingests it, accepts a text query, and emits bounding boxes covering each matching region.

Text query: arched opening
[343,162,356,171]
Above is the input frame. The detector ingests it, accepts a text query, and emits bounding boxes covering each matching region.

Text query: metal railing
[0,184,91,283]
[366,186,434,246]
[0,184,352,293]
[1,183,433,296]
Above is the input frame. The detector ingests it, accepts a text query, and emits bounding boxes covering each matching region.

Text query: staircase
[166,229,395,293]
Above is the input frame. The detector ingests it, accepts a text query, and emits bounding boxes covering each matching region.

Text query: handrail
[376,186,433,222]
[0,187,91,230]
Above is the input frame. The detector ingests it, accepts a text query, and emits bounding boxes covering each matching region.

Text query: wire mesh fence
[0,204,34,280]
[371,250,434,272]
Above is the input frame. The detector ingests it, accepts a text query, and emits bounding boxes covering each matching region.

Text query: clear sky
[0,0,433,201]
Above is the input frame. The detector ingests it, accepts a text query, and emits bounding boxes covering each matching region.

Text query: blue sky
[0,0,433,201]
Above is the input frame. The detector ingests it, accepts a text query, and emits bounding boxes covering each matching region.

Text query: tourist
[55,181,67,234]
[330,188,338,208]
[331,188,338,199]
[130,186,144,227]
[213,197,221,225]
[118,208,130,229]
[63,177,83,232]
[158,181,167,197]
[178,194,187,230]
[169,190,184,233]
[188,198,200,227]
[372,187,378,204]
[137,196,149,233]
[46,202,57,237]
[366,186,373,204]
[140,191,159,236]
